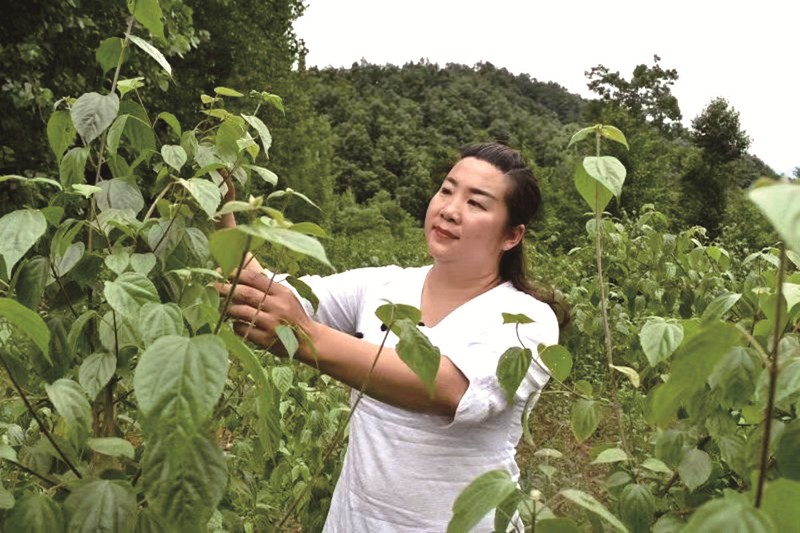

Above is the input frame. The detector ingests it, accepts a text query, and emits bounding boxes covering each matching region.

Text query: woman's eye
[468,199,485,210]
[440,188,452,196]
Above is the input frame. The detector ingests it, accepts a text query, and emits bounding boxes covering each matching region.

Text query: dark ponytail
[459,143,570,328]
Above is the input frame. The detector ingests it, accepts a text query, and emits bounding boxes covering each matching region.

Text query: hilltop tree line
[1,1,778,264]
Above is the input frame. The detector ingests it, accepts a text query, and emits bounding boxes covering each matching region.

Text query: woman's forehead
[446,157,508,196]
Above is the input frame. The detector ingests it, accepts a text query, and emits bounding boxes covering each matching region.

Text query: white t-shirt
[292,265,559,532]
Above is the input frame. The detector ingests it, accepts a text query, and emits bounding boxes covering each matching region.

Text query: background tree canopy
[1,0,779,258]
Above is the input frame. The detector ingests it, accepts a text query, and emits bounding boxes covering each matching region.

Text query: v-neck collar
[417,265,511,329]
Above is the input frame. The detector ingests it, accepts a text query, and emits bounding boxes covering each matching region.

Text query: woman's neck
[426,262,502,298]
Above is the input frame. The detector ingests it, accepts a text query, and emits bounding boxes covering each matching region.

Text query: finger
[233,321,275,347]
[227,304,274,330]
[234,269,285,296]
[217,282,270,309]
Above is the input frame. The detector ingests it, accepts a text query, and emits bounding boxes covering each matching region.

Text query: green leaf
[600,125,629,149]
[71,184,102,198]
[701,292,741,322]
[0,297,51,363]
[375,302,422,327]
[540,344,572,382]
[45,378,92,445]
[209,229,252,276]
[583,156,626,200]
[494,490,522,533]
[537,518,582,533]
[275,324,299,359]
[271,366,294,396]
[71,92,119,143]
[127,34,172,76]
[105,248,130,275]
[95,37,125,74]
[575,161,613,213]
[15,256,50,308]
[215,86,244,97]
[749,182,800,253]
[96,178,145,215]
[131,252,156,276]
[648,321,740,426]
[105,114,128,157]
[47,110,77,162]
[64,479,137,533]
[496,347,532,401]
[0,443,18,462]
[79,352,116,400]
[237,223,331,268]
[133,335,229,432]
[678,448,711,491]
[571,399,600,443]
[140,432,227,529]
[5,493,65,533]
[447,469,517,533]
[394,318,441,396]
[639,317,683,367]
[130,252,157,275]
[244,164,278,186]
[567,125,597,149]
[267,188,320,210]
[286,276,319,313]
[59,146,90,188]
[139,302,184,347]
[241,114,272,158]
[52,241,84,277]
[592,447,628,464]
[67,310,97,359]
[641,457,672,475]
[575,379,593,397]
[683,493,774,533]
[157,111,181,137]
[87,437,135,460]
[534,448,563,459]
[619,484,654,533]
[0,174,63,190]
[501,312,534,324]
[128,0,165,40]
[215,116,246,163]
[104,272,160,320]
[762,478,800,532]
[161,144,187,171]
[251,90,285,112]
[119,102,155,154]
[178,178,221,219]
[116,76,145,97]
[610,364,640,388]
[560,489,628,532]
[776,420,800,480]
[784,282,800,314]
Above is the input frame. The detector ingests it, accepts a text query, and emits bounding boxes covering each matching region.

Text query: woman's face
[424,157,523,271]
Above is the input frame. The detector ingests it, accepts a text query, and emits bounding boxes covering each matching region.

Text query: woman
[216,143,561,532]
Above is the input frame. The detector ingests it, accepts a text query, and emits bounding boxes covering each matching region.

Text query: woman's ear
[502,224,525,251]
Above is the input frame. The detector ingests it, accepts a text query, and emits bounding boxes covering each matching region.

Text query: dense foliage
[1,1,798,531]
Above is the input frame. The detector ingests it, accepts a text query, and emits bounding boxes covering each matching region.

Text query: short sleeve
[446,301,559,428]
[268,265,403,335]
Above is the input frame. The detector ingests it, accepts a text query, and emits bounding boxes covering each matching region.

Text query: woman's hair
[459,142,569,328]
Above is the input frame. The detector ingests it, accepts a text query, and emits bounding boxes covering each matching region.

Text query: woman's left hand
[215,270,313,353]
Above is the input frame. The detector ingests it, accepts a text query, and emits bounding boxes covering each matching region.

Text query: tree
[691,97,750,163]
[585,55,682,134]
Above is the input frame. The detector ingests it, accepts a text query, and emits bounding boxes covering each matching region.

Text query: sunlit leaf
[496,346,532,401]
[749,182,800,253]
[678,448,711,491]
[447,469,517,533]
[559,489,628,532]
[639,317,683,367]
[127,34,172,76]
[540,344,573,382]
[0,297,50,363]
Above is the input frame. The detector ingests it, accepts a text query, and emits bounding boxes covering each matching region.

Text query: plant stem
[593,132,629,456]
[2,458,59,487]
[0,355,82,479]
[49,262,79,319]
[214,235,253,335]
[755,243,786,508]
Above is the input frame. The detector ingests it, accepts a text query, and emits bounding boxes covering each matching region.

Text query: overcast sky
[295,0,797,176]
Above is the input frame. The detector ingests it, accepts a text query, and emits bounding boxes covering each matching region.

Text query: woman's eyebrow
[445,176,497,200]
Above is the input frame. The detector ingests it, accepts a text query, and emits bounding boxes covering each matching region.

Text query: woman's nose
[440,201,459,223]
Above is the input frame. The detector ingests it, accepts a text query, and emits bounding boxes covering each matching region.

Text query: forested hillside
[1,1,797,531]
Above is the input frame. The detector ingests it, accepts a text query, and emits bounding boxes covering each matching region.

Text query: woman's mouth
[433,226,457,239]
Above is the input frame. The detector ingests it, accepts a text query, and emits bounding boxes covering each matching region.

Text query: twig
[2,458,59,487]
[0,355,82,478]
[755,243,786,508]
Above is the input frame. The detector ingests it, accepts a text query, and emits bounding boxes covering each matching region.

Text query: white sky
[295,0,797,176]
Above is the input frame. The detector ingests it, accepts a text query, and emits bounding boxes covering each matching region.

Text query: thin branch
[0,355,82,478]
[755,243,787,508]
[2,458,59,487]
